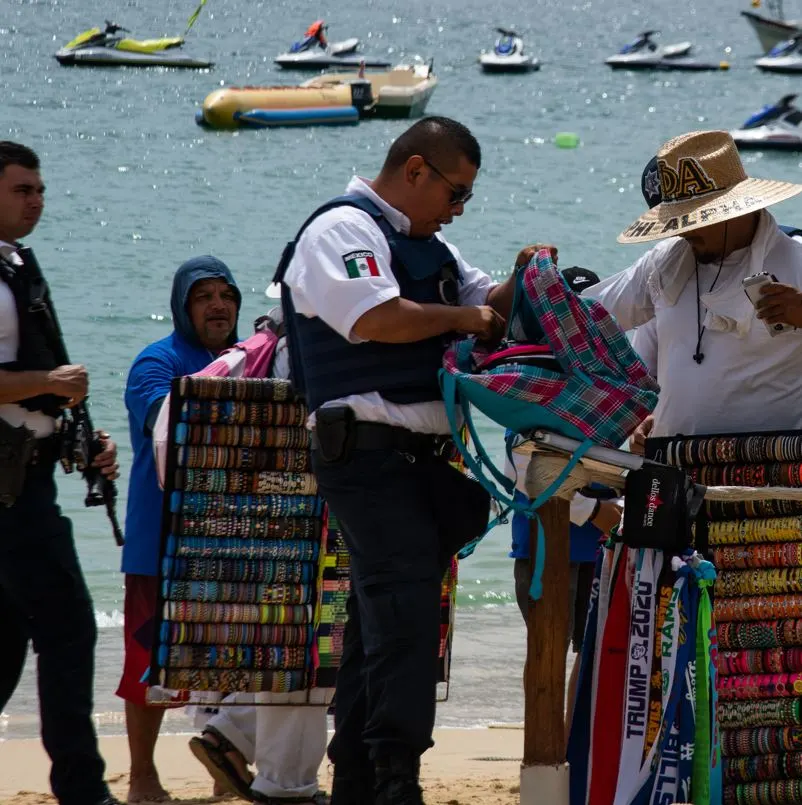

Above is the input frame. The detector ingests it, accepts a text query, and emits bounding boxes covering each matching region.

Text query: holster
[313,405,357,464]
[0,417,36,507]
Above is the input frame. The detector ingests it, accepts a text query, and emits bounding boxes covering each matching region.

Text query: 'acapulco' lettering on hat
[658,156,719,203]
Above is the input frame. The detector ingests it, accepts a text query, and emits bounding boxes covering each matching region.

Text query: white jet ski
[731,94,802,150]
[756,35,802,72]
[274,24,390,70]
[605,30,725,71]
[479,28,540,72]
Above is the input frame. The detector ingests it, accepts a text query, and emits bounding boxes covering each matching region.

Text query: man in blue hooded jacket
[117,256,241,803]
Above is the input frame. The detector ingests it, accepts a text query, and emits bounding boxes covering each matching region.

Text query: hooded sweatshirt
[121,256,240,576]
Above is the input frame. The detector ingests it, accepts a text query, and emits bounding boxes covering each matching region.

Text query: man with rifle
[0,141,122,805]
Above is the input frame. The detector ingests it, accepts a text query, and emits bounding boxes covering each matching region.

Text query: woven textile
[178,469,318,496]
[178,376,294,401]
[722,728,802,757]
[708,519,802,547]
[714,544,802,570]
[174,515,321,540]
[719,621,802,651]
[162,668,307,693]
[163,557,316,584]
[160,644,310,671]
[159,622,314,647]
[661,436,802,469]
[163,601,313,625]
[176,423,311,449]
[724,779,802,804]
[720,649,802,676]
[162,580,312,605]
[176,446,311,472]
[718,673,802,701]
[724,751,802,784]
[718,570,802,598]
[719,700,802,729]
[706,500,802,521]
[172,492,324,518]
[690,465,802,489]
[166,536,320,562]
[181,400,307,427]
[716,596,802,623]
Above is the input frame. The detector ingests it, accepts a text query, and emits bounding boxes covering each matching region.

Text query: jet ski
[605,30,727,71]
[756,35,802,72]
[55,19,212,68]
[274,20,390,69]
[731,94,802,150]
[479,28,540,72]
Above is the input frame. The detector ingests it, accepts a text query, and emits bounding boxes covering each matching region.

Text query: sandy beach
[0,727,524,805]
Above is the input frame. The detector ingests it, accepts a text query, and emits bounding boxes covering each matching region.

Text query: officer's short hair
[383,116,482,173]
[0,142,40,176]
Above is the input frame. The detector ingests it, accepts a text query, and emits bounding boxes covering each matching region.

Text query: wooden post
[520,493,572,804]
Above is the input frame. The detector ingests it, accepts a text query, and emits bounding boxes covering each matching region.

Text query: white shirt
[0,240,55,437]
[284,176,497,434]
[588,211,802,437]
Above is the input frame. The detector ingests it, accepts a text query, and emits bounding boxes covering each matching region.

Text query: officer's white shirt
[284,176,497,434]
[0,240,55,437]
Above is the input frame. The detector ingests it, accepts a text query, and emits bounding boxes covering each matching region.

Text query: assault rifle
[17,247,125,546]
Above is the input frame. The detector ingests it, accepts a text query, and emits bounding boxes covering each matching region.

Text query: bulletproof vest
[274,195,461,412]
[0,248,65,417]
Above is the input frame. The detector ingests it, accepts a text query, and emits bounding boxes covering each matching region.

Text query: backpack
[439,249,658,596]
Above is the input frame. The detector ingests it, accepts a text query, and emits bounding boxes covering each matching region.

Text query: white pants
[206,692,328,799]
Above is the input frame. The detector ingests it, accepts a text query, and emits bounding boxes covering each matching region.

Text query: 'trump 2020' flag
[344,250,380,278]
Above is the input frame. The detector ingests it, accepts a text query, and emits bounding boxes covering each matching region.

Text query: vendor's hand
[515,243,558,269]
[591,501,624,535]
[47,364,88,407]
[92,432,119,481]
[755,282,802,328]
[630,415,654,457]
[456,305,506,343]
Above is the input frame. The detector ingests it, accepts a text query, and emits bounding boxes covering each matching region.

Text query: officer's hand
[92,432,119,481]
[630,415,654,456]
[755,282,802,328]
[590,501,624,535]
[47,364,88,407]
[515,243,558,269]
[457,305,506,343]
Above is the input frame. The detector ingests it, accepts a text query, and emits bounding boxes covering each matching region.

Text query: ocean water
[3,0,802,741]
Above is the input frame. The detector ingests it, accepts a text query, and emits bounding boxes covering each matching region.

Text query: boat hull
[606,55,728,71]
[741,10,801,53]
[732,128,802,150]
[479,57,540,73]
[55,46,211,68]
[755,55,802,73]
[235,106,359,128]
[275,54,391,69]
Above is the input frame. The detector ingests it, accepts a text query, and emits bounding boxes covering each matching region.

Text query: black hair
[0,141,40,176]
[382,116,482,173]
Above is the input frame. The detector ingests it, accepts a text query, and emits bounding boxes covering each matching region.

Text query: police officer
[277,117,546,805]
[0,141,121,805]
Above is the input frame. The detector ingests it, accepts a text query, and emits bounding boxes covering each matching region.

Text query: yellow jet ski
[56,19,212,68]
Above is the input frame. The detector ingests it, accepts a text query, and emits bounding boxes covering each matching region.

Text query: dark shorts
[116,574,160,706]
[514,558,595,654]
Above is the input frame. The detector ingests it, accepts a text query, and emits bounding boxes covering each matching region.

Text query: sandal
[189,725,255,801]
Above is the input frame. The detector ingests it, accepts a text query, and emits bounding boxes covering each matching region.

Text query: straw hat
[618,130,802,244]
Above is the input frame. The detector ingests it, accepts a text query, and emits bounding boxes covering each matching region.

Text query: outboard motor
[348,79,374,113]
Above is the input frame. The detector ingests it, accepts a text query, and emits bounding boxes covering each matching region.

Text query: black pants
[0,463,108,805]
[314,447,477,771]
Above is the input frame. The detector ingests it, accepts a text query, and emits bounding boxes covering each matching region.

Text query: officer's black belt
[312,421,452,457]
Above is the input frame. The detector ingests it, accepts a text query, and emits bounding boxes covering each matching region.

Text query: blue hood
[170,255,241,348]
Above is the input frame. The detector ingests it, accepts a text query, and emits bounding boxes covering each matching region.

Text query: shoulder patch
[343,250,380,279]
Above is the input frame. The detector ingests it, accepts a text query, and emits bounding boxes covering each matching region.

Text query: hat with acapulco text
[618,129,802,244]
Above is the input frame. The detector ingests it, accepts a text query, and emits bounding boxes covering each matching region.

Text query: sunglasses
[423,159,474,206]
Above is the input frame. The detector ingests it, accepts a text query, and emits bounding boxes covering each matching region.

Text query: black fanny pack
[0,417,36,507]
[622,463,706,552]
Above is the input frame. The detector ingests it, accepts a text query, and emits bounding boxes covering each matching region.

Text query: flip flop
[188,726,254,801]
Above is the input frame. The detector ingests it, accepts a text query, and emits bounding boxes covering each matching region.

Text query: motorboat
[301,62,438,118]
[756,34,802,70]
[195,80,374,128]
[55,15,211,68]
[479,28,540,72]
[274,21,390,70]
[731,94,802,150]
[742,0,802,53]
[605,30,728,71]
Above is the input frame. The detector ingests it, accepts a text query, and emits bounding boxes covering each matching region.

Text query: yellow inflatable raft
[200,84,368,128]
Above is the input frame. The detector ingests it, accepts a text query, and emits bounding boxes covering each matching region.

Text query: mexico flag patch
[343,250,380,279]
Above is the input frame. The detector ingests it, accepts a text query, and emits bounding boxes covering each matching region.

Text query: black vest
[274,195,461,412]
[0,248,65,417]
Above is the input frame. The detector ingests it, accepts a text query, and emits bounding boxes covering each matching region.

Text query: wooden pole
[520,492,571,803]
